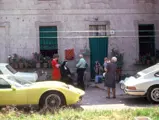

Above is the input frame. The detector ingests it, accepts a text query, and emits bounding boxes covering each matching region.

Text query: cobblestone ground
[78,83,157,110]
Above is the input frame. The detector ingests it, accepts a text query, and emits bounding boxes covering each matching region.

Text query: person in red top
[52,54,61,80]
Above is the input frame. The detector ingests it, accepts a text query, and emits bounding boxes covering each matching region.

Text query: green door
[89,37,108,79]
[39,26,57,50]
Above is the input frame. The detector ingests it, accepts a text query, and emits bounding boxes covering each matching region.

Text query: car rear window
[6,65,17,74]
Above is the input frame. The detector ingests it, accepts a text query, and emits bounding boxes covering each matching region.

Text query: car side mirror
[11,86,16,91]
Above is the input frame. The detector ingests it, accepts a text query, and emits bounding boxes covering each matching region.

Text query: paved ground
[78,83,157,110]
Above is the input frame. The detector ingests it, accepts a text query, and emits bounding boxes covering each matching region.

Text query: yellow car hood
[29,81,68,88]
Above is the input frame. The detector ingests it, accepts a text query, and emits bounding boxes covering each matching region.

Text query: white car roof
[138,63,159,75]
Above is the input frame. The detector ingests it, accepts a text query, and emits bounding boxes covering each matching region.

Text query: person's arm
[76,59,82,68]
[104,64,107,72]
[105,63,109,72]
[67,67,71,75]
[60,67,64,77]
[52,60,60,68]
[52,60,55,67]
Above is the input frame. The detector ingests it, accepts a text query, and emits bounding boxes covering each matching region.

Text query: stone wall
[0,0,158,74]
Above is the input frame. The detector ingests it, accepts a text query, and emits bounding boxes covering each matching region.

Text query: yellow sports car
[0,75,85,109]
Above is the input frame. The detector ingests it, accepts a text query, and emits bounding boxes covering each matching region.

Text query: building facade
[0,0,158,75]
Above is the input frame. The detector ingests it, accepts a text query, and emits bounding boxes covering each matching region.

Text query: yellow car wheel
[39,91,66,110]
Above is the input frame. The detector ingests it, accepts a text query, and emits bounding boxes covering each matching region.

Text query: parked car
[0,75,85,109]
[120,63,159,103]
[0,63,38,82]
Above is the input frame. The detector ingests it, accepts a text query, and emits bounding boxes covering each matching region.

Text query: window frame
[89,25,107,37]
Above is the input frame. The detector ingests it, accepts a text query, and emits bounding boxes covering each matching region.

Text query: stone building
[0,0,158,77]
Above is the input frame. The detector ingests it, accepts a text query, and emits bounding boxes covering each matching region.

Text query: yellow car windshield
[7,76,33,86]
[8,80,23,88]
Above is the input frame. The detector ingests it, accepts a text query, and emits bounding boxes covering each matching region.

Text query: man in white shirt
[76,54,87,90]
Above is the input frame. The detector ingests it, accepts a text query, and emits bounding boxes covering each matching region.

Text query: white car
[120,63,159,103]
[0,63,38,83]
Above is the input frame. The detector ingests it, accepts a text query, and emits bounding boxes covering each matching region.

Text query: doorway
[39,26,58,58]
[138,24,155,56]
[89,25,108,79]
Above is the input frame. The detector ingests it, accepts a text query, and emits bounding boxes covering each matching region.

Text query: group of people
[51,53,118,99]
[51,54,87,90]
[94,57,117,99]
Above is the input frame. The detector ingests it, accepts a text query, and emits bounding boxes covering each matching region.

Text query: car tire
[147,86,159,103]
[39,91,66,110]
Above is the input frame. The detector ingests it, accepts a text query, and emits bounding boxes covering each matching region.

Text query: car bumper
[66,85,85,105]
[77,95,84,103]
[124,89,146,96]
[120,81,146,96]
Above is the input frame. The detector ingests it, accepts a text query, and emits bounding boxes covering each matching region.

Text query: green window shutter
[39,26,57,50]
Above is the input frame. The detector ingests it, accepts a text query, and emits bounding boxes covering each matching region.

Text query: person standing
[105,57,117,99]
[60,60,73,85]
[51,54,61,80]
[76,54,87,90]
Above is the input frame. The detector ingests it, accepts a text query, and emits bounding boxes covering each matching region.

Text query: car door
[0,78,27,105]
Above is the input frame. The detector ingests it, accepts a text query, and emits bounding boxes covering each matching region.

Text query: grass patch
[0,107,159,120]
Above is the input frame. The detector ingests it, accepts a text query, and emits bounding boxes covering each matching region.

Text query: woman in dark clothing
[60,61,73,85]
[105,57,117,99]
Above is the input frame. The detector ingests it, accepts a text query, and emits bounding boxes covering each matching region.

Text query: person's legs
[77,69,85,90]
[112,88,116,98]
[106,87,110,98]
[99,75,103,83]
[77,70,81,88]
[95,75,99,83]
[68,77,73,85]
[80,69,85,90]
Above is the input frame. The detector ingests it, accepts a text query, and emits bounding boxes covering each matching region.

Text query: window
[0,78,11,89]
[39,26,58,58]
[138,24,155,56]
[89,25,106,37]
[6,65,17,74]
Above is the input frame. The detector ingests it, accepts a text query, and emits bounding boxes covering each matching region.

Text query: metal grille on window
[89,25,106,37]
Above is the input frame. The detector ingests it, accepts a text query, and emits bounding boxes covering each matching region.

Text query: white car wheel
[147,86,159,103]
[151,88,159,102]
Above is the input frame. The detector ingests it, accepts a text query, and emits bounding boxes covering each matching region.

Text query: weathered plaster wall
[0,0,157,74]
